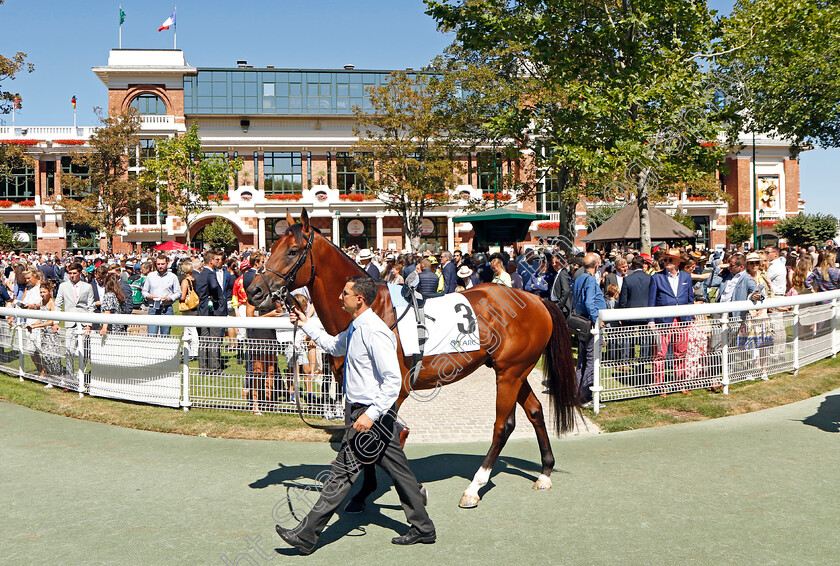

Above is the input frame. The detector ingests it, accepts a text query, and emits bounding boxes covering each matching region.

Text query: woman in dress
[99,273,129,336]
[743,252,774,380]
[27,281,62,381]
[178,260,199,359]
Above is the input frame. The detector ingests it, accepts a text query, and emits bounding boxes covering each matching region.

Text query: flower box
[536,221,560,230]
[54,139,86,146]
[759,220,779,228]
[18,200,35,207]
[266,194,304,201]
[0,139,40,146]
[207,194,231,203]
[482,192,511,201]
[338,193,376,202]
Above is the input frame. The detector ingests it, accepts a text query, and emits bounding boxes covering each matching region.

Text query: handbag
[179,280,199,311]
[567,275,593,336]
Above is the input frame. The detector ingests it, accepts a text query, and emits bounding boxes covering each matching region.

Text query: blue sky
[1,0,835,216]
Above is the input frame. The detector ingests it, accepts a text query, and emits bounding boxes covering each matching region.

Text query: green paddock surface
[2,390,839,566]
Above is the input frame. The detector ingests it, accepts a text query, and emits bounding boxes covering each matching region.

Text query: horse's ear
[285,209,295,226]
[301,208,311,234]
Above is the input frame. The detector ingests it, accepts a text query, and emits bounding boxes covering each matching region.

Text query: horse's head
[246,209,316,308]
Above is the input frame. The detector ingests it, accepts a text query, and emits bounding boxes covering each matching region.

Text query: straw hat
[457,265,474,278]
[356,249,373,261]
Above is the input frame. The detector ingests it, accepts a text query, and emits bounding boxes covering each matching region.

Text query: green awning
[452,209,550,223]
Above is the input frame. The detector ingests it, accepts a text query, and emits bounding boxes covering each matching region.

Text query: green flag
[119,8,126,25]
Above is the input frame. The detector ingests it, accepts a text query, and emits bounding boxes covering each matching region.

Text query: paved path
[399,365,598,443]
[2,390,839,565]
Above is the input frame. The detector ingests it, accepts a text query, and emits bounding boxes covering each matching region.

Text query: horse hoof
[458,494,479,508]
[533,476,552,491]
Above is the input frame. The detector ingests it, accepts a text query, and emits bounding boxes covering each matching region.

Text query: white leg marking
[463,466,492,499]
[533,473,552,490]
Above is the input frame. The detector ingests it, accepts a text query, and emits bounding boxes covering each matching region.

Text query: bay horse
[247,209,579,508]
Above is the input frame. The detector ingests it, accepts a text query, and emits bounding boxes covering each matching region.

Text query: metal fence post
[181,344,191,412]
[793,304,800,376]
[592,322,602,414]
[17,324,24,380]
[721,313,729,395]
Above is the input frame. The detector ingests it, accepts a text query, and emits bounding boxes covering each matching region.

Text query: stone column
[257,216,266,250]
[447,216,455,251]
[332,215,341,245]
[375,215,384,250]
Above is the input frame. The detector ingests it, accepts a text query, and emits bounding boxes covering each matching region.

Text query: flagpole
[174,5,177,50]
[119,4,122,49]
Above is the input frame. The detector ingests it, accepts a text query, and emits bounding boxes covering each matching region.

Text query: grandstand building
[0,49,804,253]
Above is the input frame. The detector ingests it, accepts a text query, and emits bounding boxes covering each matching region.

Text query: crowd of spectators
[1,238,838,407]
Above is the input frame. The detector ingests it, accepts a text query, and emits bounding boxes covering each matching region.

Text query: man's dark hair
[631,257,646,270]
[347,275,378,306]
[68,262,83,273]
[203,249,217,264]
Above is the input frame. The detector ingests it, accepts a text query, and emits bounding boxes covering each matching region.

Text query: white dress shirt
[302,308,401,421]
[766,257,786,296]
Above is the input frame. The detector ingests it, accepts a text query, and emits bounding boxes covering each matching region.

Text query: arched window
[130,94,167,115]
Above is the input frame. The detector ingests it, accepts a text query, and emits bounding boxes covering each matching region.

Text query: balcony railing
[0,125,97,140]
[139,115,176,130]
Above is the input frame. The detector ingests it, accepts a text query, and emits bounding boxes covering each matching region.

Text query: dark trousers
[198,325,224,371]
[576,333,595,404]
[295,403,433,544]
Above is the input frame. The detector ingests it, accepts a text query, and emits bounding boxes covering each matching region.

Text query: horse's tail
[541,299,581,435]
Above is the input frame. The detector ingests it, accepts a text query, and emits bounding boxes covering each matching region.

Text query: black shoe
[391,527,436,545]
[344,498,366,514]
[275,525,316,554]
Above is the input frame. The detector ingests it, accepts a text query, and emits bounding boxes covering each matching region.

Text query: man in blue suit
[647,249,694,391]
[440,251,458,294]
[617,256,653,367]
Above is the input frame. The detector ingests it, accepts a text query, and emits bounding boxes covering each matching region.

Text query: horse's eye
[288,248,298,256]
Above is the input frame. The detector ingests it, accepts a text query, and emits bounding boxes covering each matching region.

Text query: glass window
[139,139,156,165]
[336,152,370,194]
[0,164,35,201]
[60,156,91,199]
[4,222,36,251]
[263,152,302,194]
[130,94,167,115]
[543,171,562,213]
[475,152,500,192]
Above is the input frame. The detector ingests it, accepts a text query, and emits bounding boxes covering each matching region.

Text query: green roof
[452,209,550,223]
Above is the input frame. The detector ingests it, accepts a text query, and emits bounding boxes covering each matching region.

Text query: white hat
[457,265,474,278]
[357,249,373,261]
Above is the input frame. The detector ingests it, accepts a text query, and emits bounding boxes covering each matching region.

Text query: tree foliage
[774,213,838,248]
[0,217,24,251]
[58,108,153,253]
[426,0,736,254]
[721,0,840,150]
[352,72,460,251]
[141,123,242,248]
[727,216,753,246]
[201,217,238,254]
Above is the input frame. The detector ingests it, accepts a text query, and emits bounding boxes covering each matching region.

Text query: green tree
[201,217,238,254]
[58,108,153,253]
[775,213,839,248]
[721,0,840,150]
[352,72,460,251]
[0,217,24,251]
[427,0,735,253]
[141,123,242,249]
[727,216,753,246]
[586,203,624,232]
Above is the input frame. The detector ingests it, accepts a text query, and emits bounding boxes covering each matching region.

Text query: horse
[247,209,579,508]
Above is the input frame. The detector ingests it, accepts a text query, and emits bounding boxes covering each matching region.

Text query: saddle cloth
[389,287,481,356]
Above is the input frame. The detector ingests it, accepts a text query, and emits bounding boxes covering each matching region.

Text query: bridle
[257,227,316,313]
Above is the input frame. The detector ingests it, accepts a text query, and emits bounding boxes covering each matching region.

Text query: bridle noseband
[258,228,316,312]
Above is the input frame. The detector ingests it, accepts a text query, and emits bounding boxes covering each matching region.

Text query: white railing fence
[591,290,840,413]
[0,308,343,419]
[3,289,839,420]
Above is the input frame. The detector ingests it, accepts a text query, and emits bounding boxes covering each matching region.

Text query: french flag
[158,10,176,32]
